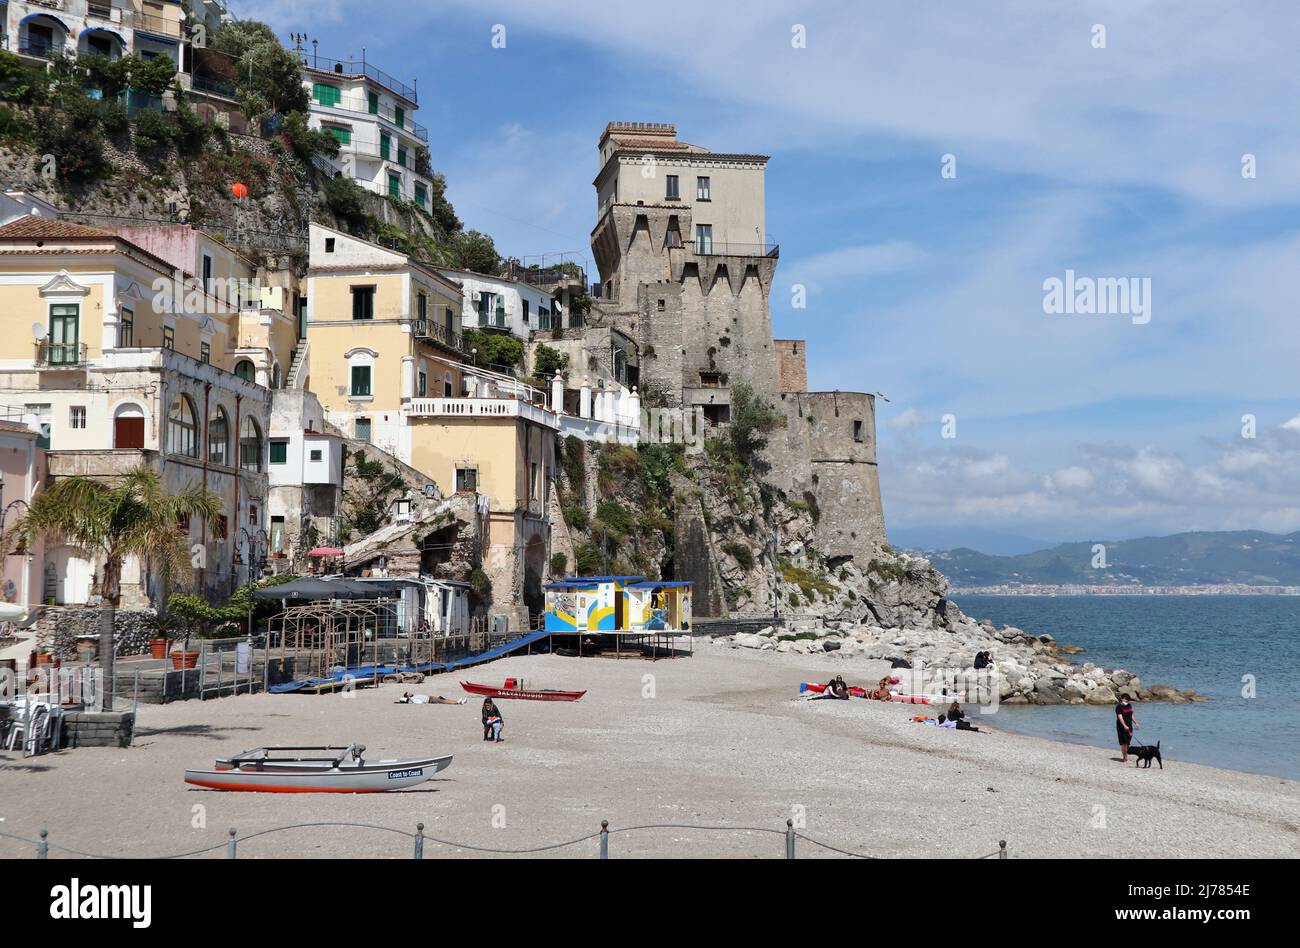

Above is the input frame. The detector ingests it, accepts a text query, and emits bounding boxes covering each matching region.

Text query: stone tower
[589,122,887,609]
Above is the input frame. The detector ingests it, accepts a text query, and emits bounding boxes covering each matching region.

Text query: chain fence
[0,822,1010,860]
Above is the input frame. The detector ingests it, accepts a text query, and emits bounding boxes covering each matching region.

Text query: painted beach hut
[543,576,692,658]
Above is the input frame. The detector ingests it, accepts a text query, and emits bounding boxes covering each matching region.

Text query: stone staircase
[285,339,309,389]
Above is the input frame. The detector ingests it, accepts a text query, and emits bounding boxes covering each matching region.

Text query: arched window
[166,394,198,457]
[208,406,229,465]
[234,359,256,382]
[239,416,263,472]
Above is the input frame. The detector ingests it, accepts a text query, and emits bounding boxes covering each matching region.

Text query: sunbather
[396,692,465,705]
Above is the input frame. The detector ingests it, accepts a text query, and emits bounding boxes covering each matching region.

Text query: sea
[951,595,1300,782]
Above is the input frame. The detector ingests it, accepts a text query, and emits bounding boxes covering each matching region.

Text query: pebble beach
[1,644,1296,859]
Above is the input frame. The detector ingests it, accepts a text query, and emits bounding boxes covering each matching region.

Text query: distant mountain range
[903,530,1300,587]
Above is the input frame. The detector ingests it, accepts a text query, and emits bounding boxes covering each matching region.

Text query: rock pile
[723,618,1202,705]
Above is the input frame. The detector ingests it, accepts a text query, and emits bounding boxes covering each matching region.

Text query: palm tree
[6,467,222,710]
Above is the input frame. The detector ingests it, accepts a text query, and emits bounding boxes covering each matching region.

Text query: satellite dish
[31,323,47,341]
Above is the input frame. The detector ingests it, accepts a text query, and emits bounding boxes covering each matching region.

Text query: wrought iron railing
[412,319,467,354]
[34,341,88,367]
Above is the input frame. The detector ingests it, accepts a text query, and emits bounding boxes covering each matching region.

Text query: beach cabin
[543,576,693,634]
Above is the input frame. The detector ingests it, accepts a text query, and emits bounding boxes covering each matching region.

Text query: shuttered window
[313,83,341,107]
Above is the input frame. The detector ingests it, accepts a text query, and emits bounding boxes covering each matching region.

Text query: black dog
[1131,740,1162,769]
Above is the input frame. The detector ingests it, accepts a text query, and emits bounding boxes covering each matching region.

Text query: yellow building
[306,223,559,623]
[0,217,284,606]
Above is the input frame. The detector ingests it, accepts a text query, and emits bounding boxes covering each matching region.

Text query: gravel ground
[1,643,1296,859]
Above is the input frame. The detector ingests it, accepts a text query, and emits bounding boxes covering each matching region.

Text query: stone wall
[774,340,809,392]
[62,711,135,748]
[29,606,158,659]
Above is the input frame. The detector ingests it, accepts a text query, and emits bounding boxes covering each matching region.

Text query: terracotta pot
[149,637,170,659]
[171,650,200,670]
[34,653,52,666]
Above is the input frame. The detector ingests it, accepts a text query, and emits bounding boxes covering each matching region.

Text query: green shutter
[380,132,391,161]
[269,440,288,464]
[394,106,404,128]
[368,91,379,114]
[415,182,427,208]
[388,174,401,198]
[397,146,407,167]
[328,126,351,145]
[313,83,341,107]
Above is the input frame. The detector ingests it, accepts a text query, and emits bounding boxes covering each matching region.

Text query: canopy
[307,547,344,558]
[252,578,405,601]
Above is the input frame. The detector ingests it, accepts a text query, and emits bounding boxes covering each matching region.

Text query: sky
[238,0,1300,551]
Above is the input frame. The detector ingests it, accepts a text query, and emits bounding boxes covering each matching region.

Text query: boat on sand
[460,678,586,702]
[184,744,451,793]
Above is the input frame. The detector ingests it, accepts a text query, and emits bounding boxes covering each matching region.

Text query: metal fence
[0,821,1011,860]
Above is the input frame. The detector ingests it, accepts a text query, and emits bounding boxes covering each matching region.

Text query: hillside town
[0,1,890,681]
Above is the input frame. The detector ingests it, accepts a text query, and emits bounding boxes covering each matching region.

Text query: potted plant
[145,614,172,660]
[165,594,210,670]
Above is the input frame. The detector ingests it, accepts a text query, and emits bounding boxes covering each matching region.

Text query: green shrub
[722,541,754,572]
[133,109,171,154]
[594,500,633,538]
[573,541,602,574]
[533,342,569,378]
[323,175,374,235]
[549,552,568,576]
[562,505,589,531]
[463,329,524,372]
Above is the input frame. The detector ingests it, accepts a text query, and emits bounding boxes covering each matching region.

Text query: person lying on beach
[396,692,466,705]
[482,698,504,742]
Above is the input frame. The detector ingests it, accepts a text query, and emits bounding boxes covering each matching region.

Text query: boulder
[1085,685,1117,705]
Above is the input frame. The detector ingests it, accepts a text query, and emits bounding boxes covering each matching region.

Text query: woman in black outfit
[482,698,504,742]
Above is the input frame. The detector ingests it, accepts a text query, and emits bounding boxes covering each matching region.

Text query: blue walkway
[270,629,553,693]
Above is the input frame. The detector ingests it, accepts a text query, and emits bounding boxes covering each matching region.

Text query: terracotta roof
[0,217,115,240]
[609,136,694,151]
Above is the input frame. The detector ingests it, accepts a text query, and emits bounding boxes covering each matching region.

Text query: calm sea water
[951,595,1300,781]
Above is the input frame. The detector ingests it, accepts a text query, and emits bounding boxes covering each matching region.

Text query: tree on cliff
[210,20,311,122]
[728,382,785,464]
[6,469,222,710]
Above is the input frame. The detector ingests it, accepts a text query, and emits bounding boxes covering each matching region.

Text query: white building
[267,389,344,564]
[297,48,432,209]
[440,268,561,342]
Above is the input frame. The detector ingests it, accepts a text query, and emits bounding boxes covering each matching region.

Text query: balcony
[35,341,89,367]
[312,95,429,143]
[299,51,418,105]
[693,238,780,258]
[135,12,182,39]
[407,397,558,430]
[412,319,467,355]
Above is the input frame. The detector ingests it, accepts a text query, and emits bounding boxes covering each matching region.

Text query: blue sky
[240,0,1300,549]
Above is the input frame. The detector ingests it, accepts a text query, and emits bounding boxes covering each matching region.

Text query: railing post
[414,822,425,859]
[786,819,795,859]
[999,839,1007,860]
[37,829,48,859]
[599,820,609,859]
[227,827,237,859]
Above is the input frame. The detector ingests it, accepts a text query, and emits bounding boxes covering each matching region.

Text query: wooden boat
[460,678,585,702]
[184,744,451,793]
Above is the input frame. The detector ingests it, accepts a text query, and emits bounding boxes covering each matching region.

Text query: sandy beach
[2,643,1297,859]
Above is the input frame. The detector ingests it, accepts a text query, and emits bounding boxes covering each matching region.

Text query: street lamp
[238,527,269,639]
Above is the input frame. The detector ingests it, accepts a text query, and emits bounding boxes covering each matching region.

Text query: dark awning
[252,578,404,601]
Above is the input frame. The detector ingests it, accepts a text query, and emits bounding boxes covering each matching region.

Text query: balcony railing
[412,319,467,355]
[135,12,182,39]
[312,95,429,143]
[35,341,89,366]
[693,239,780,258]
[407,397,558,429]
[299,51,418,105]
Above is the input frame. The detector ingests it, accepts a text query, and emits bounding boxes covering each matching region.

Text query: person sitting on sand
[868,676,893,701]
[946,700,965,723]
[397,692,466,705]
[974,651,990,670]
[828,675,850,699]
[482,697,504,742]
